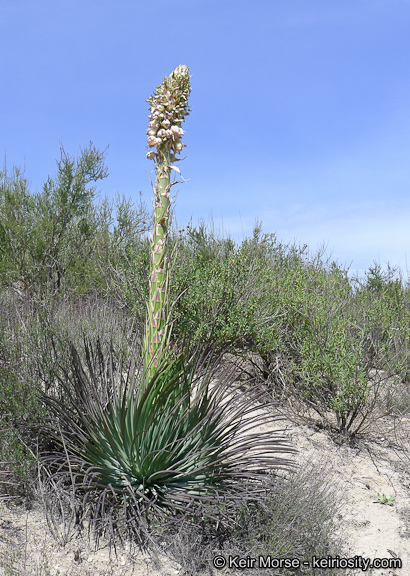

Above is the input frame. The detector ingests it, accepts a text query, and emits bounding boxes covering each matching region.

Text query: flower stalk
[144,65,191,374]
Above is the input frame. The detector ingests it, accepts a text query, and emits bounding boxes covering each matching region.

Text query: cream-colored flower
[147,136,162,147]
[146,64,191,158]
[171,125,184,137]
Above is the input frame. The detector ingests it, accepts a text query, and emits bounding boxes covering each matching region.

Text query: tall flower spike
[146,65,191,163]
[143,66,191,375]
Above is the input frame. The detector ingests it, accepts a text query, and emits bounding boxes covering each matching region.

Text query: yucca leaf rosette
[144,65,191,373]
[40,341,295,541]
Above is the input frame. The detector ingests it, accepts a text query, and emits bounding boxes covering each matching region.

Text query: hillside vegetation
[1,147,410,575]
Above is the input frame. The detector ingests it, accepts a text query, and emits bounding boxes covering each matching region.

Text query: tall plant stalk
[37,66,296,543]
[143,65,191,374]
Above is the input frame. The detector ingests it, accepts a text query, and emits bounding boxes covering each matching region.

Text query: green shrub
[169,223,298,357]
[0,327,44,491]
[350,262,410,382]
[277,263,365,432]
[0,148,150,300]
[160,223,407,435]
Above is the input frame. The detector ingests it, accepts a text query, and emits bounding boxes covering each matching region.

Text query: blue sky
[2,0,410,281]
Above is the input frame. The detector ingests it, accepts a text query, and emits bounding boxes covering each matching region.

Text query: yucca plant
[40,339,294,545]
[38,66,295,549]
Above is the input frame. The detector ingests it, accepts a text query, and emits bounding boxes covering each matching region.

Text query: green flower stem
[143,65,191,374]
[146,149,171,366]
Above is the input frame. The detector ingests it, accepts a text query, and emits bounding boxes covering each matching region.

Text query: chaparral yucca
[40,339,294,545]
[38,66,295,548]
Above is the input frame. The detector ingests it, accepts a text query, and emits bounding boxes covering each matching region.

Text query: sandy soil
[291,416,410,576]
[1,409,410,576]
